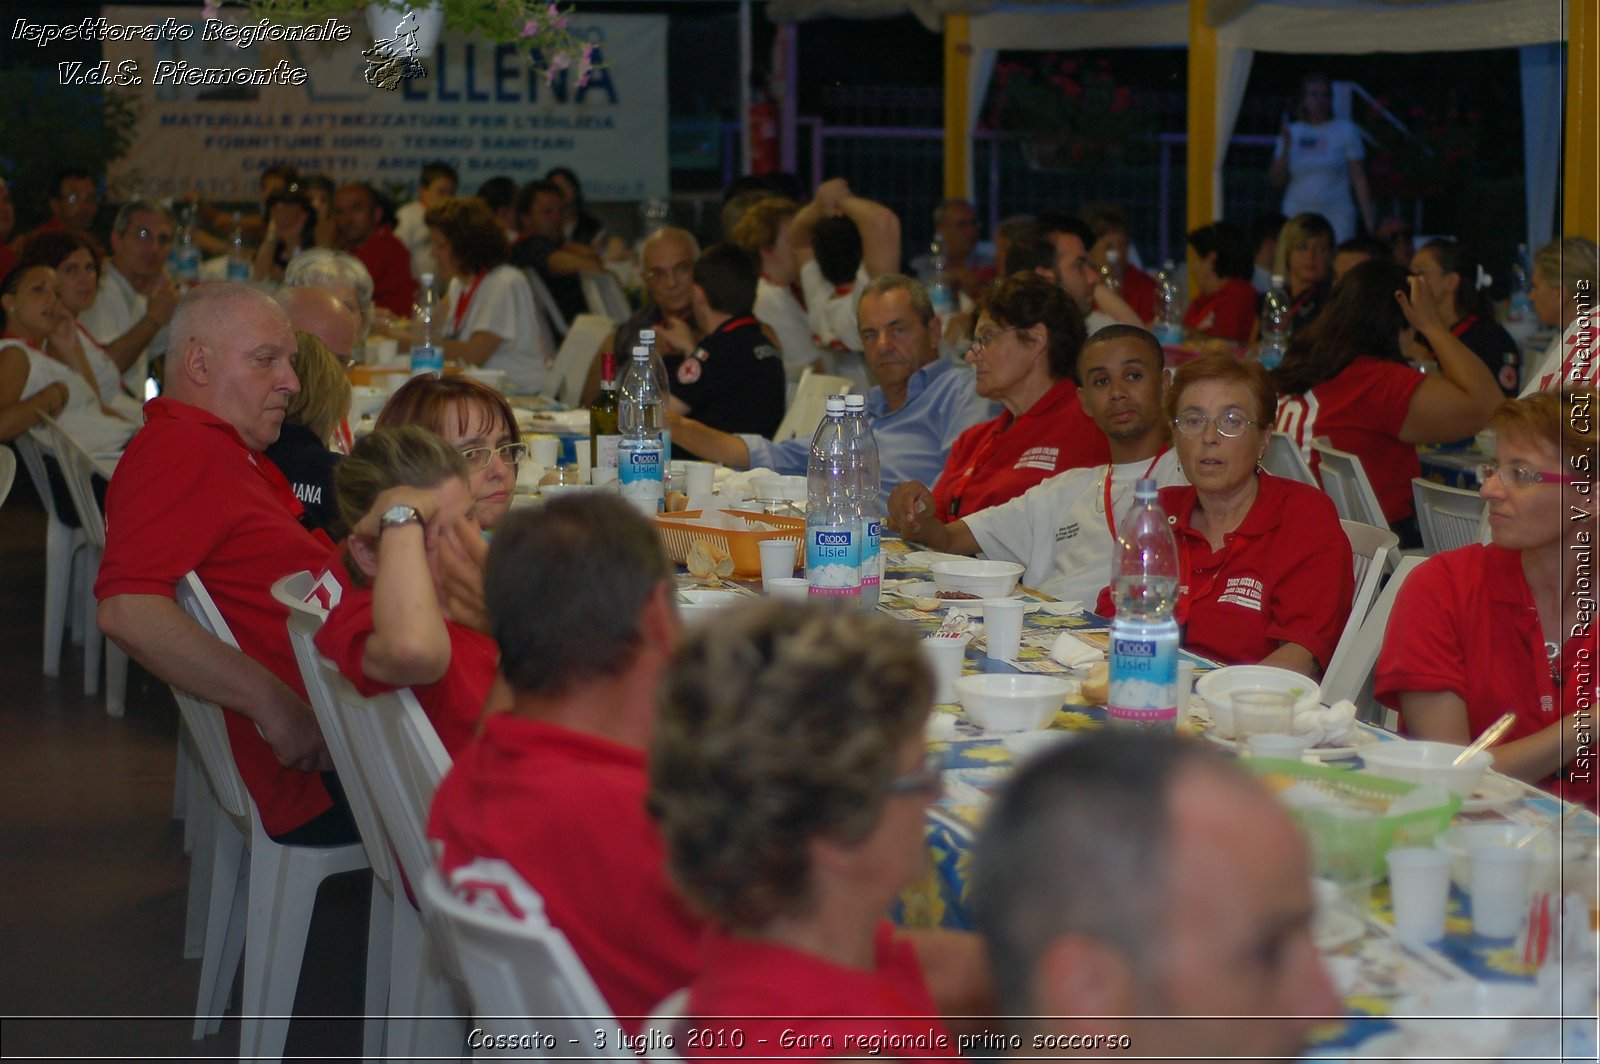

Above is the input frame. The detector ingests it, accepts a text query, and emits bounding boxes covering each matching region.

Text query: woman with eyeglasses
[314,426,497,757]
[651,602,978,1058]
[1098,354,1352,675]
[1408,238,1521,395]
[262,333,352,535]
[376,374,525,532]
[1376,389,1597,806]
[889,272,1109,526]
[1272,259,1503,545]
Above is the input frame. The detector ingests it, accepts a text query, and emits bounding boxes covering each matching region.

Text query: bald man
[96,282,357,845]
[278,284,361,364]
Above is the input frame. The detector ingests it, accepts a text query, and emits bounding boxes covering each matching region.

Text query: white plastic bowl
[1195,665,1321,738]
[1433,822,1558,895]
[1360,740,1492,798]
[954,674,1070,732]
[674,589,745,620]
[930,559,1024,599]
[752,474,807,503]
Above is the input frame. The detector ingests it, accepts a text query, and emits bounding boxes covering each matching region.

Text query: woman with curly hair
[425,196,549,394]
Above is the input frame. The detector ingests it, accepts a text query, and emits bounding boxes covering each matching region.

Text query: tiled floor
[0,473,369,1061]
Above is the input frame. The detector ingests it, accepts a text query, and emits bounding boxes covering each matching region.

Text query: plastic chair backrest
[1318,554,1426,721]
[11,430,71,528]
[0,445,16,508]
[174,571,254,829]
[522,267,570,338]
[328,671,450,897]
[1323,519,1399,684]
[774,369,853,443]
[1308,438,1388,528]
[1411,477,1488,555]
[1261,432,1317,486]
[419,861,616,1053]
[33,416,105,548]
[546,313,613,406]
[580,271,630,322]
[271,572,397,892]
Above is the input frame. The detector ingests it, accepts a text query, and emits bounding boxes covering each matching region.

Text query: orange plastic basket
[651,510,804,577]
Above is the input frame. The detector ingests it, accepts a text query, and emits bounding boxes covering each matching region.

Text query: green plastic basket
[1248,758,1462,877]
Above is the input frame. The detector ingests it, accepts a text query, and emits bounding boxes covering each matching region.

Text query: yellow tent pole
[1186,0,1219,236]
[944,14,971,201]
[1565,0,1598,241]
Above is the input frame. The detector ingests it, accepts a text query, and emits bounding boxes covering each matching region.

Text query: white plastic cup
[367,337,399,364]
[1387,847,1453,946]
[922,635,970,705]
[1177,660,1196,703]
[1469,844,1533,938]
[1232,689,1295,747]
[982,599,1024,661]
[1247,732,1311,760]
[758,538,798,591]
[683,461,716,509]
[528,436,560,468]
[590,466,618,487]
[767,577,809,601]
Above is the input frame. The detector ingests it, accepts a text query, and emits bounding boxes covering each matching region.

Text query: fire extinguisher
[749,95,778,175]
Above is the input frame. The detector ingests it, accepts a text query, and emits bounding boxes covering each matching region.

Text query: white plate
[1199,724,1377,760]
[1313,908,1366,951]
[1459,771,1526,812]
[889,582,1020,606]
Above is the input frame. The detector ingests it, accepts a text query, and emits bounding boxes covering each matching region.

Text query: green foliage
[982,54,1156,169]
[0,71,141,228]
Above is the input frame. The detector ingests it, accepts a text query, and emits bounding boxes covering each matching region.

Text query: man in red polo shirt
[96,282,354,844]
[427,495,702,1031]
[333,182,416,319]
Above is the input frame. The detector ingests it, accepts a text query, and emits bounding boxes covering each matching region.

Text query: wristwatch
[378,504,423,532]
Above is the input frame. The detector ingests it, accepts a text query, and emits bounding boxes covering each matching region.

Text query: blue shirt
[742,360,997,491]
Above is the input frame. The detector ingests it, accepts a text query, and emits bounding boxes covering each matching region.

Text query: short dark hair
[693,243,758,318]
[1080,202,1128,239]
[18,227,102,276]
[1005,233,1058,277]
[973,731,1245,1017]
[300,173,335,198]
[977,271,1087,382]
[475,176,518,212]
[1335,234,1393,264]
[420,161,458,190]
[545,166,587,202]
[260,164,299,190]
[514,179,564,221]
[1187,221,1253,281]
[1034,210,1095,252]
[52,168,95,198]
[1080,323,1164,375]
[486,496,671,698]
[424,197,508,275]
[811,215,862,287]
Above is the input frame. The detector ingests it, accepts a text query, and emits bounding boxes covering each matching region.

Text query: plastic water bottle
[617,347,666,515]
[1107,478,1180,731]
[410,273,443,376]
[806,396,860,603]
[1154,261,1184,346]
[173,208,200,286]
[1100,248,1123,291]
[843,393,880,610]
[927,235,956,328]
[1508,244,1535,324]
[638,329,672,482]
[225,211,250,281]
[1259,274,1290,371]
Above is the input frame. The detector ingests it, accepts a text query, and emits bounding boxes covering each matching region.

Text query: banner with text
[97,5,667,202]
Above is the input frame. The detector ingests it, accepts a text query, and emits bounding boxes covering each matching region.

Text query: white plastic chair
[174,571,369,1060]
[11,431,87,677]
[580,270,630,322]
[1322,519,1399,689]
[0,444,15,508]
[33,416,127,715]
[545,313,613,407]
[418,860,618,1058]
[324,667,467,1058]
[522,267,571,339]
[773,369,853,443]
[644,989,690,1062]
[1318,554,1427,728]
[1411,477,1489,555]
[1309,438,1389,529]
[1261,432,1317,486]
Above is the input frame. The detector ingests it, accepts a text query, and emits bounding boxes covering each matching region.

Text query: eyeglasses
[130,227,173,247]
[1477,462,1590,489]
[966,325,1021,357]
[643,263,692,284]
[886,753,944,797]
[458,442,527,470]
[1173,411,1255,438]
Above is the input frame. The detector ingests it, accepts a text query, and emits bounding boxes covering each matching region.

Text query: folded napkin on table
[1048,632,1103,669]
[1293,699,1357,746]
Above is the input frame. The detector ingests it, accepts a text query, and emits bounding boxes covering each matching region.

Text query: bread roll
[1080,661,1109,705]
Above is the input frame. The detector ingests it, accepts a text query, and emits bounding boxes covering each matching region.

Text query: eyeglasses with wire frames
[1477,462,1591,489]
[643,262,693,285]
[885,752,944,797]
[965,325,1022,358]
[1172,411,1256,438]
[458,442,528,470]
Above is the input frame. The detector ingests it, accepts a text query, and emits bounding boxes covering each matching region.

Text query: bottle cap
[632,346,649,360]
[421,272,435,287]
[844,394,865,411]
[825,396,846,415]
[1133,477,1159,501]
[1270,273,1285,287]
[640,329,656,343]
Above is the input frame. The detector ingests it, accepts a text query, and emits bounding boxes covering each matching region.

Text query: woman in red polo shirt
[1184,221,1259,347]
[652,605,971,1061]
[314,426,498,756]
[1272,260,1504,545]
[921,272,1110,521]
[1376,389,1597,807]
[1098,354,1352,675]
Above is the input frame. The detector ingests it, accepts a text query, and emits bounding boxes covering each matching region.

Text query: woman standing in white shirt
[1269,74,1376,245]
[426,197,549,395]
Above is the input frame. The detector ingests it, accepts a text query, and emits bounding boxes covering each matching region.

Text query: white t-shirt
[77,325,143,419]
[1275,118,1365,239]
[798,260,871,390]
[1520,318,1599,397]
[78,263,167,396]
[964,450,1186,604]
[7,339,136,463]
[445,265,549,395]
[754,276,830,384]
